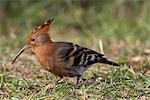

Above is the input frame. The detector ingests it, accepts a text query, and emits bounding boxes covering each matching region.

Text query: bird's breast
[34,44,55,71]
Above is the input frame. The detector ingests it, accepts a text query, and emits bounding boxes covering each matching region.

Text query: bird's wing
[55,42,107,68]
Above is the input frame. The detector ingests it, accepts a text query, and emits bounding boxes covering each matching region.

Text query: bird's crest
[31,18,54,35]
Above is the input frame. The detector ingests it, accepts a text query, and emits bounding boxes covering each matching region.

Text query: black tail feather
[103,60,120,66]
[100,57,120,66]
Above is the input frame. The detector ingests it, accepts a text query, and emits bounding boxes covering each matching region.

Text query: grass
[0,61,149,99]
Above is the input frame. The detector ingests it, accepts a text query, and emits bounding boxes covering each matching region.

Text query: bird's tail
[102,60,120,66]
[99,57,120,66]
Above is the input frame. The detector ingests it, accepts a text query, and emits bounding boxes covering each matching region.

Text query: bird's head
[12,18,54,64]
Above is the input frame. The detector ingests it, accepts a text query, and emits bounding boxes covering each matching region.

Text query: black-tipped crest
[47,18,54,23]
[31,18,54,35]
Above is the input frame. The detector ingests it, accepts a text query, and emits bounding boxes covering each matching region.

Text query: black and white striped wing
[57,43,109,67]
[57,42,120,67]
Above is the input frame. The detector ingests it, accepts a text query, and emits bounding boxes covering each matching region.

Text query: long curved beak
[12,44,30,64]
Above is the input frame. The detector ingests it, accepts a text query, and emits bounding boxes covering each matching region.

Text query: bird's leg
[76,75,81,86]
[56,76,63,83]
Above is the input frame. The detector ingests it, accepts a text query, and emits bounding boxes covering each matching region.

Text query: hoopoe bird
[12,18,120,85]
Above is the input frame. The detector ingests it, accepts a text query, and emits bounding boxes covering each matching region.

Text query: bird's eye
[32,38,35,41]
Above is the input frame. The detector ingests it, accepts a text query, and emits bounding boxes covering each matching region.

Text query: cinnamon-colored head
[12,18,54,64]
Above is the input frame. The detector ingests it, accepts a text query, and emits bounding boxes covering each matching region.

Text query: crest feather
[31,18,54,34]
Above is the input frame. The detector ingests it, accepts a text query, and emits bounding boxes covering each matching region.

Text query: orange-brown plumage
[12,18,120,85]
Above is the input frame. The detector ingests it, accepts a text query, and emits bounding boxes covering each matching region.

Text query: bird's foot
[56,77,63,84]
